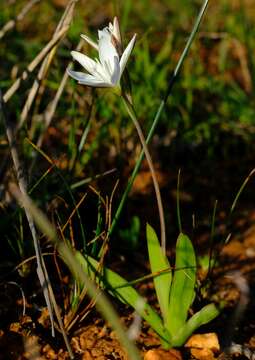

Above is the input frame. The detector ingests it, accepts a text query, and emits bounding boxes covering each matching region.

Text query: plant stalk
[109,0,210,239]
[121,95,166,254]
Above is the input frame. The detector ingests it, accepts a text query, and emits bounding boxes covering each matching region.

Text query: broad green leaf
[171,303,220,347]
[75,251,171,345]
[167,233,196,336]
[146,224,172,324]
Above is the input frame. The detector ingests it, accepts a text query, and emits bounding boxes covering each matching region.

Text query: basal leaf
[171,303,220,347]
[167,233,196,336]
[146,223,172,324]
[75,251,171,345]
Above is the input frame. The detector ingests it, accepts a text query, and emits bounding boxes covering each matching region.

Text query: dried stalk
[3,25,69,103]
[0,0,40,40]
[35,39,84,150]
[9,184,141,360]
[0,90,74,359]
[20,0,78,128]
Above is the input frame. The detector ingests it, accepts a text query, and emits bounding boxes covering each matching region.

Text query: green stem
[176,169,182,233]
[109,0,210,237]
[110,100,164,239]
[122,95,166,254]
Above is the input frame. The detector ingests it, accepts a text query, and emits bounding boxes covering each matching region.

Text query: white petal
[119,34,136,76]
[109,22,113,32]
[98,29,108,40]
[94,59,111,83]
[71,51,97,74]
[79,78,112,87]
[110,56,120,85]
[98,30,119,68]
[67,69,111,87]
[80,34,98,50]
[67,69,95,82]
[71,51,110,83]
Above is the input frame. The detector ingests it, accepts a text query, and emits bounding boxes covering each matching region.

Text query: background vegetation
[0,0,255,357]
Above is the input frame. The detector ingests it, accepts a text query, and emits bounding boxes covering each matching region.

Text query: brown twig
[19,0,78,129]
[0,89,55,332]
[0,90,74,358]
[3,25,69,103]
[0,0,41,40]
[34,39,84,150]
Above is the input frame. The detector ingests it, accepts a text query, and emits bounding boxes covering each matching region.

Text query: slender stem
[164,0,210,102]
[121,95,166,254]
[109,101,164,238]
[110,0,210,237]
[176,169,182,233]
[206,199,218,280]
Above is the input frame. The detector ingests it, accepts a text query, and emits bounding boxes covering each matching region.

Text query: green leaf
[146,224,172,324]
[171,303,220,347]
[167,233,196,336]
[75,251,171,345]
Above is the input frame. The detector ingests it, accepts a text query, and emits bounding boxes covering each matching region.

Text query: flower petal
[80,34,98,50]
[98,29,119,70]
[71,51,97,74]
[110,56,120,85]
[71,51,110,83]
[67,69,111,87]
[119,34,136,77]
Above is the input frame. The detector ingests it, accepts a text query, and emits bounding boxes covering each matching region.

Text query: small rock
[190,347,216,360]
[9,322,21,333]
[185,333,220,360]
[144,348,182,360]
[185,333,220,352]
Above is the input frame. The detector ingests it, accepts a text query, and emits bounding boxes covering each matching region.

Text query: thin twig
[19,0,77,128]
[0,281,26,317]
[0,0,40,40]
[3,26,69,103]
[10,184,142,360]
[0,89,55,334]
[0,89,74,359]
[34,39,84,151]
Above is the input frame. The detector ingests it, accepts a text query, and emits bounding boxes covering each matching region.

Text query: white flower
[68,17,136,88]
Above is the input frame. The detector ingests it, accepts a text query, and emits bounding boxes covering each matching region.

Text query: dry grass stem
[20,0,78,128]
[9,183,74,359]
[0,89,55,335]
[34,39,84,154]
[0,90,74,358]
[3,25,69,103]
[0,0,41,40]
[9,184,141,360]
